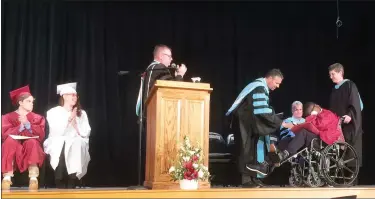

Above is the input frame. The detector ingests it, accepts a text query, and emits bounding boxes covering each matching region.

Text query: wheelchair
[279,137,359,188]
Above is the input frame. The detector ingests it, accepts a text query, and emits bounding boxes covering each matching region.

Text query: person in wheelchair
[274,101,305,148]
[1,85,46,190]
[247,102,345,175]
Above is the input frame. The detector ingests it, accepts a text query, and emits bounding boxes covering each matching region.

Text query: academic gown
[44,106,91,179]
[142,62,183,105]
[227,78,282,178]
[329,79,363,167]
[1,112,46,173]
[136,61,183,116]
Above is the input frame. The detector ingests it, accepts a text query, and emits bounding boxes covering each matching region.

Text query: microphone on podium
[117,71,130,75]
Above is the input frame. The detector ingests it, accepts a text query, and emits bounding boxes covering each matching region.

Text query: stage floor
[2,186,375,198]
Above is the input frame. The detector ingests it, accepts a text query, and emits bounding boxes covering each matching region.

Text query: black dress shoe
[251,177,266,187]
[67,174,77,189]
[241,181,260,188]
[55,179,66,189]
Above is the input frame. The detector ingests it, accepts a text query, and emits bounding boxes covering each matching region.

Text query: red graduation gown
[1,112,46,173]
[305,109,345,145]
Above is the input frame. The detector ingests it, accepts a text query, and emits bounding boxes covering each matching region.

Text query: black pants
[279,129,318,155]
[55,143,77,189]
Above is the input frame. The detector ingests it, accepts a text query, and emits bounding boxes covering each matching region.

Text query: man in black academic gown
[135,44,187,184]
[328,63,363,185]
[142,44,187,105]
[226,69,294,187]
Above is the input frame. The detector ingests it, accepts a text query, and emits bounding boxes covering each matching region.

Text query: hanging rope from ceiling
[336,0,343,39]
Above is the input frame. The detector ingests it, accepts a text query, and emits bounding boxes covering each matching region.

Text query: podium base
[144,180,210,190]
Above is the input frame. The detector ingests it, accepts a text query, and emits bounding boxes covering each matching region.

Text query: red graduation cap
[9,85,31,105]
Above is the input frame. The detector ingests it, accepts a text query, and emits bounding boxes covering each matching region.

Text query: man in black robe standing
[328,63,363,185]
[135,44,187,185]
[226,69,294,187]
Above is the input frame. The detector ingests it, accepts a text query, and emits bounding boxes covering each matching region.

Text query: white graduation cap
[57,82,77,96]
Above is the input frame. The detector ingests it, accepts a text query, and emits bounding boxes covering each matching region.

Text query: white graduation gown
[44,106,91,180]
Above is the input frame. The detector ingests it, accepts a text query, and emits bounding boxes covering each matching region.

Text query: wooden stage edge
[2,186,375,198]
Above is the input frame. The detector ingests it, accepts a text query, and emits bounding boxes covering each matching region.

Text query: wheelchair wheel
[304,162,324,187]
[289,164,304,187]
[321,142,359,187]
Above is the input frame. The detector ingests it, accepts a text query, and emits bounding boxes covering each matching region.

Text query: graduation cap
[57,82,77,96]
[9,85,31,105]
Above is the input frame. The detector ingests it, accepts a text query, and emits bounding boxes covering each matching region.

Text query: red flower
[192,155,199,162]
[184,171,191,179]
[184,161,193,169]
[193,170,198,177]
[189,167,195,173]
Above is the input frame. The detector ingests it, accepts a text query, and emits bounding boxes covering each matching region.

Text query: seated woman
[247,102,344,175]
[2,85,46,190]
[267,101,305,165]
[275,101,305,150]
[43,82,91,189]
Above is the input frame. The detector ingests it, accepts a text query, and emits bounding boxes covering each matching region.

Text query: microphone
[170,63,178,69]
[118,71,130,75]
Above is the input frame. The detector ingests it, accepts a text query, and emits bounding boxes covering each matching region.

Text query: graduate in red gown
[1,85,46,190]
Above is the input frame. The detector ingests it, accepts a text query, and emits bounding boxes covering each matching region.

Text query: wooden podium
[144,80,213,189]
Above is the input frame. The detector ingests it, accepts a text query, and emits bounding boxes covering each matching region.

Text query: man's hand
[176,64,187,77]
[282,122,294,129]
[342,115,352,124]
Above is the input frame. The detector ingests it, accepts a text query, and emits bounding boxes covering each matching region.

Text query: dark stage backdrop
[2,0,374,186]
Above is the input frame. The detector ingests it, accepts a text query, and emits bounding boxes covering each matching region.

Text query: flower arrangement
[169,136,210,182]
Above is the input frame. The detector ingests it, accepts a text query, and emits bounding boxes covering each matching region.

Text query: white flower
[183,156,190,161]
[169,166,175,173]
[198,170,204,178]
[189,150,195,155]
[202,166,208,171]
[193,163,198,169]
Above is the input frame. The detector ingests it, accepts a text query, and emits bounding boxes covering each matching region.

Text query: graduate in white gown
[43,82,91,188]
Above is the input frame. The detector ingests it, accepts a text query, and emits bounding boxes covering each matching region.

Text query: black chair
[208,132,240,187]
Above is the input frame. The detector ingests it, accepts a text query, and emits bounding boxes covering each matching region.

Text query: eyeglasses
[163,53,172,59]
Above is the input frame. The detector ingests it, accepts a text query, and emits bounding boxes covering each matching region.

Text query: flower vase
[179,179,198,190]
